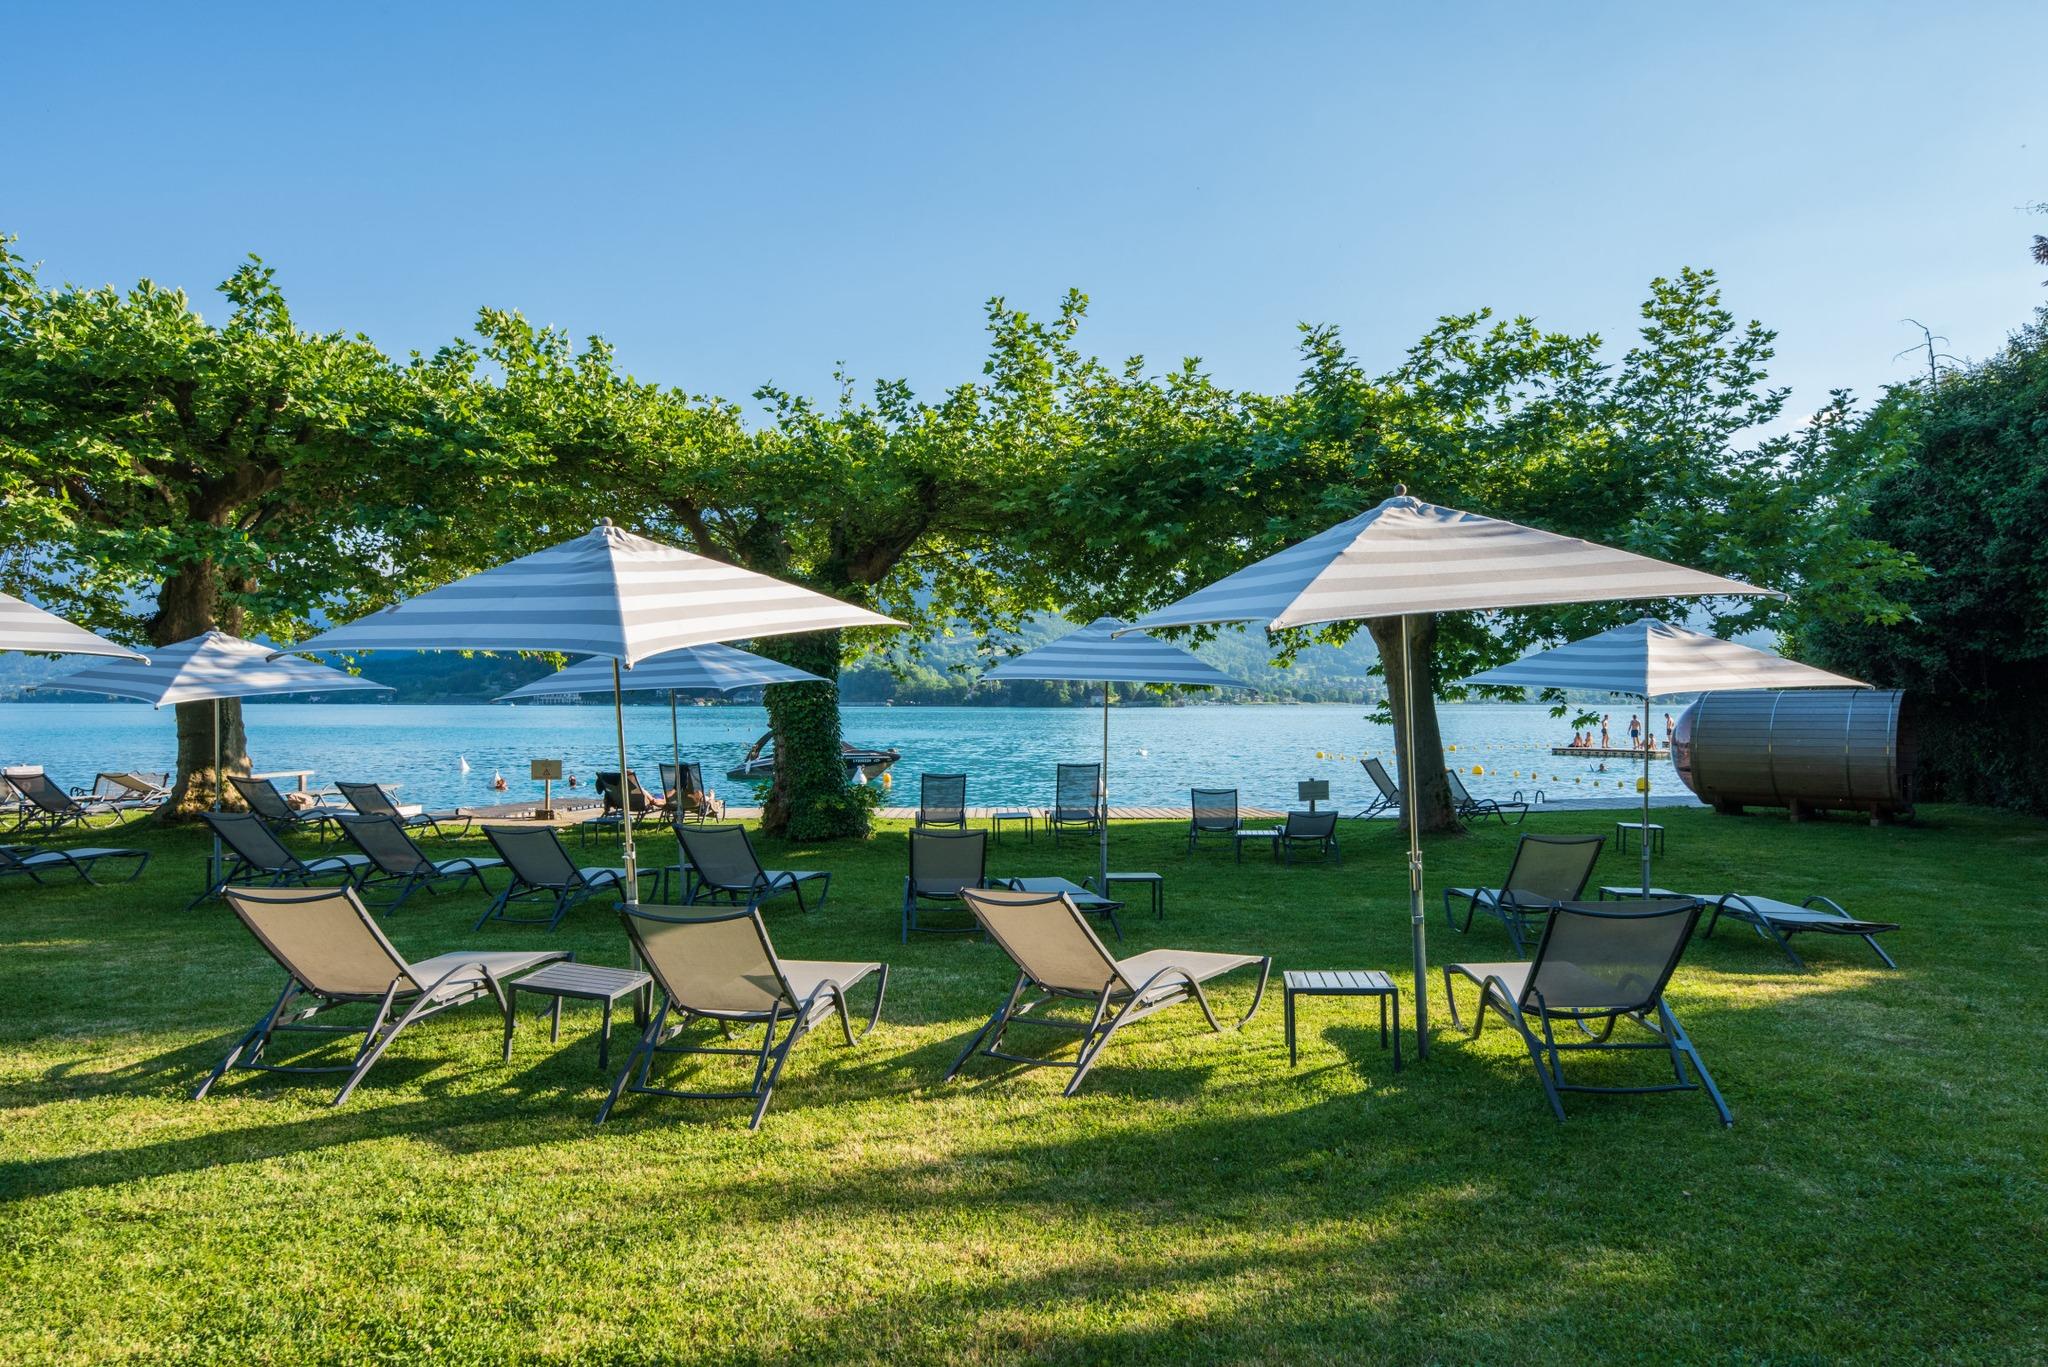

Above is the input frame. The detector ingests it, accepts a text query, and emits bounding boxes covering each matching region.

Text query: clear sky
[11,1,2046,422]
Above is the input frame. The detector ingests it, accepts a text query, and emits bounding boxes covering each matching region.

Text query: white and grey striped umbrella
[495,642,826,700]
[36,630,391,707]
[1130,493,1773,632]
[1126,491,1778,1060]
[0,591,146,661]
[1459,618,1864,698]
[286,520,899,666]
[985,617,1252,893]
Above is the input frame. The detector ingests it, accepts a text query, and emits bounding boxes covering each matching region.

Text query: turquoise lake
[4,701,1691,812]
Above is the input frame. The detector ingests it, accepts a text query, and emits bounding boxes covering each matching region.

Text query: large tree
[0,240,496,815]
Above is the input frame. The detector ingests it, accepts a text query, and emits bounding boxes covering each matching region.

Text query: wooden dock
[1550,747,1669,760]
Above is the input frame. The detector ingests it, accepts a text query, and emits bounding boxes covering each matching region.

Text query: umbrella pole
[1404,614,1429,1060]
[670,688,681,808]
[1098,680,1111,895]
[614,660,637,906]
[1641,693,1653,898]
[210,697,223,889]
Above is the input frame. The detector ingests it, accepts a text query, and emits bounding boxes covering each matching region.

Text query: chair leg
[193,982,297,1099]
[594,1000,669,1124]
[945,975,1025,1081]
[1659,1002,1733,1126]
[330,984,406,1106]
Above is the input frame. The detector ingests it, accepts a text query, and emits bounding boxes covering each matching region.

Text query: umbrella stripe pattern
[982,617,1245,687]
[0,591,147,661]
[37,630,391,706]
[1460,618,1866,698]
[497,642,827,699]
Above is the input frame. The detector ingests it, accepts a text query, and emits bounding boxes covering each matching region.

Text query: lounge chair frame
[579,770,668,845]
[193,811,367,910]
[661,762,725,824]
[1702,893,1900,970]
[918,773,969,831]
[194,884,567,1106]
[1445,768,1528,826]
[0,841,151,886]
[1279,809,1341,865]
[8,772,122,835]
[901,826,990,941]
[1442,898,1730,1125]
[335,780,473,838]
[1046,763,1104,847]
[596,904,886,1129]
[477,824,636,931]
[945,888,1271,1096]
[337,813,503,913]
[1187,788,1241,856]
[1355,757,1403,820]
[666,823,830,914]
[1443,833,1605,954]
[229,774,343,844]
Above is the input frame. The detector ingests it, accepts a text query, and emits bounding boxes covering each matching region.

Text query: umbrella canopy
[287,521,898,665]
[984,617,1252,892]
[37,630,391,707]
[282,521,902,901]
[1127,492,1777,1059]
[1459,617,1866,697]
[1460,618,1866,897]
[495,642,827,699]
[0,591,146,661]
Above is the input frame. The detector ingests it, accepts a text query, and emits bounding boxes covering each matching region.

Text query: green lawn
[3,804,2044,1363]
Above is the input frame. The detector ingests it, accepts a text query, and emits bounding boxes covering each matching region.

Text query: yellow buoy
[1447,744,1456,752]
[1472,765,1484,776]
[1636,777,1649,793]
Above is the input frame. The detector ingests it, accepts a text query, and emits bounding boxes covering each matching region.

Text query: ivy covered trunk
[1366,614,1461,836]
[155,561,249,820]
[755,628,872,840]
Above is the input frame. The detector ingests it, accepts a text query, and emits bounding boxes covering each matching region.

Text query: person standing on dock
[1628,715,1641,748]
[1665,713,1676,747]
[1600,715,1611,749]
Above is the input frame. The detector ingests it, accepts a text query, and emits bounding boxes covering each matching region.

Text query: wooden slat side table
[1284,969,1402,1071]
[1614,821,1666,855]
[504,961,652,1070]
[1101,871,1164,920]
[991,810,1036,844]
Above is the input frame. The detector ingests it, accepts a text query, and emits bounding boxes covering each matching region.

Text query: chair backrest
[908,827,986,896]
[86,774,128,801]
[483,824,578,889]
[919,772,967,825]
[675,761,712,814]
[1054,763,1102,820]
[659,762,681,800]
[962,887,1123,996]
[1363,757,1402,802]
[1190,788,1239,832]
[1283,809,1338,840]
[337,813,429,876]
[1523,899,1703,1015]
[228,774,293,821]
[335,781,401,818]
[1445,768,1477,806]
[223,884,418,999]
[623,904,795,1017]
[678,824,767,892]
[1499,834,1605,903]
[597,770,656,815]
[14,771,76,815]
[203,810,298,874]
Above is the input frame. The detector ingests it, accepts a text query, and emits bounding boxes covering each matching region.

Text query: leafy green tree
[0,240,496,815]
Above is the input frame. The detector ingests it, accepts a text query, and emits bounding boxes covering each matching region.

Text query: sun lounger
[79,771,170,813]
[918,773,969,831]
[195,811,368,910]
[7,771,124,835]
[1443,898,1730,1125]
[1697,892,1900,969]
[334,780,473,838]
[1279,809,1340,865]
[663,824,829,914]
[1187,788,1242,855]
[477,824,640,931]
[661,762,724,823]
[337,813,503,913]
[193,884,567,1105]
[579,770,668,845]
[1045,763,1103,846]
[229,773,345,843]
[0,841,150,886]
[595,903,887,1129]
[1356,757,1402,820]
[901,826,989,941]
[1444,833,1604,954]
[944,886,1271,1096]
[1446,768,1528,826]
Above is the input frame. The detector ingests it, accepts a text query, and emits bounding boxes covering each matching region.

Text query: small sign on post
[530,759,564,819]
[1297,779,1330,813]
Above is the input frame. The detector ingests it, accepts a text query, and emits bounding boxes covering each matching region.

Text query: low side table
[1284,970,1402,1071]
[505,961,653,1070]
[991,809,1036,845]
[1101,871,1164,920]
[1233,827,1281,863]
[1598,885,1689,901]
[1614,821,1666,855]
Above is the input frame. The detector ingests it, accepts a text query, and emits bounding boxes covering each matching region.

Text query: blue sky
[11,1,2046,421]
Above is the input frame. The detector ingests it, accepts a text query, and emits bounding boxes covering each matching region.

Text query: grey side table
[991,809,1036,844]
[504,961,652,1070]
[1101,871,1164,919]
[1284,969,1402,1071]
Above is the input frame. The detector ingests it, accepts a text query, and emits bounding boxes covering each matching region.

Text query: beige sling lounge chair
[596,904,887,1130]
[945,887,1271,1096]
[194,884,567,1105]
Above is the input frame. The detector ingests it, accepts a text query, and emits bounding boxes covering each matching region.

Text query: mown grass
[2,803,2044,1364]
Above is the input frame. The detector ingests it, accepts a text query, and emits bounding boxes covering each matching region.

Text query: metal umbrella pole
[209,696,223,889]
[1098,679,1112,895]
[670,688,682,808]
[1640,692,1654,897]
[1402,614,1430,1059]
[612,660,637,905]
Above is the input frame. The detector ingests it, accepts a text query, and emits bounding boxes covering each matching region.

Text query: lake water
[3,701,1693,812]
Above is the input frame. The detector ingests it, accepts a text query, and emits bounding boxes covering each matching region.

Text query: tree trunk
[753,629,870,841]
[151,561,247,819]
[1366,614,1462,836]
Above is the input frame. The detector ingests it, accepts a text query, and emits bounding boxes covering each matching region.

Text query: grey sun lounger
[1444,833,1605,954]
[478,824,640,931]
[79,771,170,814]
[579,770,668,845]
[1443,898,1730,1126]
[665,823,829,915]
[902,826,990,941]
[337,813,504,913]
[1446,768,1528,826]
[195,811,369,910]
[229,774,345,843]
[1279,809,1340,865]
[1356,757,1402,820]
[918,772,969,831]
[660,762,724,823]
[945,886,1271,1096]
[0,841,150,886]
[334,780,473,838]
[1697,892,1900,969]
[595,903,887,1130]
[7,771,126,835]
[1188,788,1242,856]
[1045,763,1103,846]
[194,884,568,1106]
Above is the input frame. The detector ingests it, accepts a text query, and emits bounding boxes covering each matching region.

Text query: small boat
[726,733,901,784]
[1551,746,1670,760]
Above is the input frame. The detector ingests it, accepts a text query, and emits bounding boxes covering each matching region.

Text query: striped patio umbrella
[983,617,1252,894]
[0,591,146,661]
[1460,618,1866,897]
[1127,491,1776,1057]
[282,521,901,899]
[497,642,827,799]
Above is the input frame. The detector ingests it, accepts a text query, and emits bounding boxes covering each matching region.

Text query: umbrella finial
[1395,483,1408,497]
